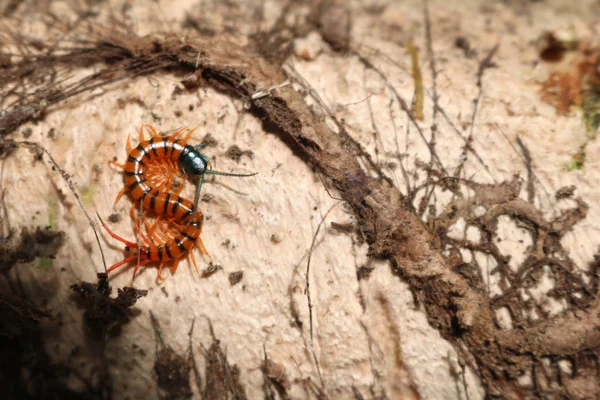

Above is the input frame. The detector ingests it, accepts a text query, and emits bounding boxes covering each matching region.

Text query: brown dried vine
[0,6,598,398]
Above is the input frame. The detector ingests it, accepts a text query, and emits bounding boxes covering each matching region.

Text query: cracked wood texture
[1,0,599,399]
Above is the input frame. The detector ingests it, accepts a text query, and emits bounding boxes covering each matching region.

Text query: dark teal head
[178,145,209,179]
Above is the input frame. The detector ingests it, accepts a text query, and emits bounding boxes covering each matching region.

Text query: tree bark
[1,1,599,399]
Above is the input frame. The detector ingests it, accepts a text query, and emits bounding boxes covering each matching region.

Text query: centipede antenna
[189,173,205,225]
[204,170,258,178]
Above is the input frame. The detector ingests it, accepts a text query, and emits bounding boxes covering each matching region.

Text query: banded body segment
[123,135,187,204]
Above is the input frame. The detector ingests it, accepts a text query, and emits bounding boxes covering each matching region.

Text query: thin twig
[352,48,449,178]
[305,201,341,388]
[516,136,535,204]
[454,43,499,178]
[15,140,108,273]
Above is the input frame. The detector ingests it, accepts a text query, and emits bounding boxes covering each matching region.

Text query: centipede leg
[113,186,128,206]
[155,176,170,193]
[170,258,183,274]
[187,251,200,275]
[145,219,171,243]
[196,238,212,261]
[131,259,154,281]
[129,202,148,225]
[146,219,161,241]
[132,217,153,246]
[166,220,185,232]
[181,127,196,144]
[126,134,133,153]
[171,127,186,140]
[139,125,147,142]
[107,255,138,274]
[109,160,126,170]
[133,259,149,279]
[146,175,164,192]
[157,262,168,281]
[148,219,178,244]
[98,214,138,249]
[168,158,178,174]
[126,202,153,247]
[144,124,159,138]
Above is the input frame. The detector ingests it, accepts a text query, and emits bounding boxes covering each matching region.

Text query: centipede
[100,124,256,280]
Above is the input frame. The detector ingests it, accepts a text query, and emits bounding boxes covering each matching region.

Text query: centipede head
[178,144,258,180]
[178,145,210,178]
[178,144,257,219]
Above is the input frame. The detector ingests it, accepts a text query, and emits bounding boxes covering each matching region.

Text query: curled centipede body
[101,124,256,280]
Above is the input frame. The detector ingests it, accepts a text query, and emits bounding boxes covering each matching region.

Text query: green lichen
[48,195,57,230]
[564,145,586,171]
[80,185,95,207]
[39,257,52,270]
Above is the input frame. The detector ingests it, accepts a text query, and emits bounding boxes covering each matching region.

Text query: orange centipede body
[101,124,256,280]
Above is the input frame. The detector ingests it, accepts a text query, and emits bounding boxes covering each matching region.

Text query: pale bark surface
[1,1,599,399]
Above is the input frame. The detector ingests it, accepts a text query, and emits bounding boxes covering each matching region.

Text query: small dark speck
[202,263,222,277]
[270,233,282,244]
[172,86,183,97]
[357,266,375,280]
[108,214,121,223]
[174,110,182,117]
[22,127,32,138]
[175,296,181,302]
[151,112,162,122]
[556,185,576,200]
[221,239,231,248]
[161,287,168,298]
[188,104,194,111]
[229,271,243,286]
[455,36,477,58]
[201,193,214,202]
[331,221,353,233]
[538,32,569,62]
[201,133,218,147]
[47,128,56,139]
[225,144,253,162]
